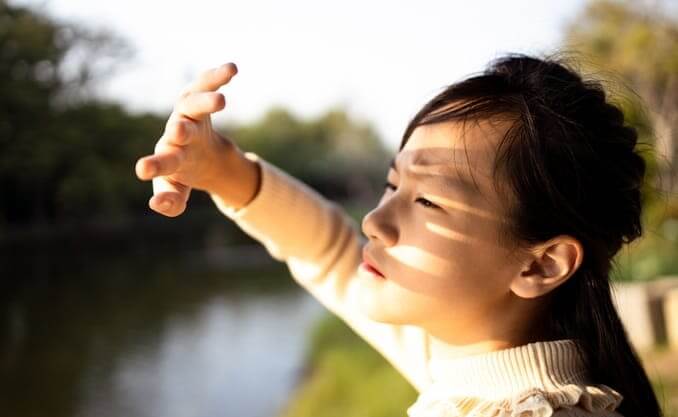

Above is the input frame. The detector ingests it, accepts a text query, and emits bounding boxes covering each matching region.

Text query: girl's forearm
[208,149,262,210]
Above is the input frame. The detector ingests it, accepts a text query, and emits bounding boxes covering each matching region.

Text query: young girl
[135,54,663,417]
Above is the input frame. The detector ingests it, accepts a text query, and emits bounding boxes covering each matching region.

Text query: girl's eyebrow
[388,157,481,194]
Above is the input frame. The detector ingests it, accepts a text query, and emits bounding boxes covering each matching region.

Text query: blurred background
[1,0,677,416]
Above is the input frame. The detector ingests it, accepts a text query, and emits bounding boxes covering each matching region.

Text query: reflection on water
[0,247,325,417]
[77,292,322,417]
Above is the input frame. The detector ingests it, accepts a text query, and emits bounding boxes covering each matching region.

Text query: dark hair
[400,53,662,417]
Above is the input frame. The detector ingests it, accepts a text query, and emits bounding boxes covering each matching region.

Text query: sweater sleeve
[209,152,432,393]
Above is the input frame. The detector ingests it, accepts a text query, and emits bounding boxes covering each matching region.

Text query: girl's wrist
[207,147,261,210]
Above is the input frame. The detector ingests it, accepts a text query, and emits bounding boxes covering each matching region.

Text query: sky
[15,0,587,150]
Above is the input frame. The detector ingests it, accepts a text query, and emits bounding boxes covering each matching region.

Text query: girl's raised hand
[135,63,239,217]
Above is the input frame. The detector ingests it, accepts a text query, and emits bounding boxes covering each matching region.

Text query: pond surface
[0,244,326,417]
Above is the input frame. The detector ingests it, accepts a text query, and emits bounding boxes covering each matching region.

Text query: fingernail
[224,63,237,75]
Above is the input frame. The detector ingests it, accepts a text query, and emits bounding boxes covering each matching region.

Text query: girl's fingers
[182,63,238,95]
[135,146,185,180]
[139,62,237,217]
[161,120,194,147]
[175,91,225,121]
[150,176,191,217]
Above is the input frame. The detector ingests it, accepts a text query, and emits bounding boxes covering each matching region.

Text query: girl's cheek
[384,248,464,295]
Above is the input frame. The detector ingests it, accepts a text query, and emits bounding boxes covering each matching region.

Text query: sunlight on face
[358,119,523,338]
[424,222,485,246]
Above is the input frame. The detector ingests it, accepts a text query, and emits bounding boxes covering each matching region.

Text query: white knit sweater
[209,152,625,417]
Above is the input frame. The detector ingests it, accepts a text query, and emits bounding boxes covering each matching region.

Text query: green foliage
[49,104,166,220]
[0,0,148,227]
[565,0,678,99]
[563,0,673,197]
[611,197,678,281]
[279,313,418,417]
[223,106,390,202]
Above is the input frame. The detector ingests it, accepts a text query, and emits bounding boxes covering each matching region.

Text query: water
[76,292,323,417]
[0,246,326,417]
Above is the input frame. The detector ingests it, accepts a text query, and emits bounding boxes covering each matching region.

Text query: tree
[222,106,391,203]
[0,0,156,227]
[564,0,678,195]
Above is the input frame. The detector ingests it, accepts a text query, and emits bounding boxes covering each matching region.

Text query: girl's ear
[509,236,584,299]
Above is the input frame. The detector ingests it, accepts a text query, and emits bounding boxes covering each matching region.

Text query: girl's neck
[423,293,552,363]
[426,333,535,363]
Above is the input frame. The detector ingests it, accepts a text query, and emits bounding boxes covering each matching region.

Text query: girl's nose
[361,204,398,247]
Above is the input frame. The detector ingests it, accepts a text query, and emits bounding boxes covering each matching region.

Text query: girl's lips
[360,262,386,279]
[361,249,385,277]
[363,262,384,277]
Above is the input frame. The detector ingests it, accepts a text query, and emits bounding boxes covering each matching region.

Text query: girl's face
[358,119,527,342]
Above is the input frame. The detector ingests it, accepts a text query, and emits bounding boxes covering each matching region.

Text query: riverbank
[278,313,417,417]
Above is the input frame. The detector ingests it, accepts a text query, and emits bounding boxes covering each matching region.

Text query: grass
[641,345,678,417]
[652,377,678,417]
[278,313,417,417]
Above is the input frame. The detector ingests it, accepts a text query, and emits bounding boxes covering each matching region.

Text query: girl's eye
[383,182,440,209]
[383,182,397,192]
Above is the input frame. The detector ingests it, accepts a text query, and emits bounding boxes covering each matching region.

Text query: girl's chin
[355,286,416,325]
[360,307,407,324]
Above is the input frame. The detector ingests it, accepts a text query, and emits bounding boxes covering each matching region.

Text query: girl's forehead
[400,121,504,180]
[404,121,503,153]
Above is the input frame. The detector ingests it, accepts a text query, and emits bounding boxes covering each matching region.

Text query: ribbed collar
[425,339,589,400]
[409,339,623,416]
